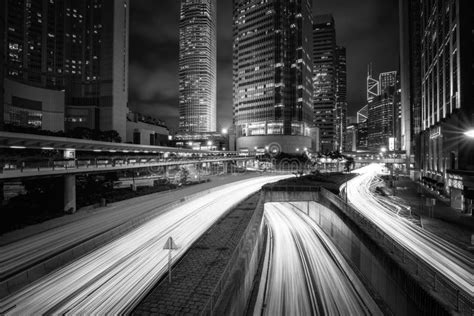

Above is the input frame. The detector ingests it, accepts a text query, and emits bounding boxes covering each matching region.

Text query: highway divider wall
[0,187,217,299]
[197,185,468,316]
[260,186,462,315]
[318,188,471,315]
[203,192,267,316]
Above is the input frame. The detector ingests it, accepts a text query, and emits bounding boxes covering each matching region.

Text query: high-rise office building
[357,105,368,123]
[335,46,347,152]
[3,0,129,138]
[399,0,422,173]
[178,0,217,133]
[416,0,474,208]
[379,71,397,92]
[3,0,67,131]
[0,3,4,129]
[344,124,357,152]
[367,64,379,102]
[367,87,396,151]
[233,0,314,154]
[365,66,399,152]
[313,15,336,153]
[66,0,129,139]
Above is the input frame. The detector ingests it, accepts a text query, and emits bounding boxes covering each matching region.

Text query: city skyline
[129,0,399,131]
[1,1,473,314]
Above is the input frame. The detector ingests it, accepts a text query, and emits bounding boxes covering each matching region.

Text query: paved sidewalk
[132,194,260,315]
[389,177,474,252]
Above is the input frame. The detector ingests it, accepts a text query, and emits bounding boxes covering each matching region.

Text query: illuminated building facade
[379,71,397,92]
[417,0,474,208]
[313,15,336,153]
[2,0,129,138]
[399,0,422,172]
[233,0,314,154]
[357,105,368,123]
[179,0,217,133]
[335,45,347,152]
[0,4,4,129]
[367,87,396,151]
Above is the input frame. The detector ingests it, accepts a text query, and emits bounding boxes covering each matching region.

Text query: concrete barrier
[202,192,267,316]
[286,200,450,315]
[193,186,468,316]
[257,186,469,315]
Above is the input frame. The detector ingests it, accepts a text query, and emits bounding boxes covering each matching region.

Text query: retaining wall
[208,186,469,316]
[203,193,267,316]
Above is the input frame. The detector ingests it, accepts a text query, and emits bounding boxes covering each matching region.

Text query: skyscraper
[313,15,336,153]
[233,0,314,154]
[367,87,396,151]
[379,71,397,92]
[335,46,347,152]
[357,105,368,123]
[399,0,422,173]
[179,0,217,133]
[0,3,4,130]
[366,63,379,102]
[3,0,129,138]
[416,0,474,208]
[66,0,130,139]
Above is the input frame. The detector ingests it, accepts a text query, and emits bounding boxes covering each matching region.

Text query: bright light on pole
[464,129,474,138]
[221,128,228,135]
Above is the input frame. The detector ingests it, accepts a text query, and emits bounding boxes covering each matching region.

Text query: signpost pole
[168,246,172,283]
[163,236,178,283]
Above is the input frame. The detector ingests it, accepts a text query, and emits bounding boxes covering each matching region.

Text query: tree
[344,157,355,172]
[177,167,189,185]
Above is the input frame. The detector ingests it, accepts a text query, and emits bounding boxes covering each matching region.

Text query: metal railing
[0,156,255,177]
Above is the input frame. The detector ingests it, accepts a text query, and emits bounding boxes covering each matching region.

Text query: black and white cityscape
[0,0,473,315]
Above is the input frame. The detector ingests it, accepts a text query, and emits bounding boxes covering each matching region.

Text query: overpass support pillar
[164,166,170,179]
[64,174,76,213]
[223,162,229,174]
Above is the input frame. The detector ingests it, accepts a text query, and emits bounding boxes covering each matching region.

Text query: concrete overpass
[0,132,259,213]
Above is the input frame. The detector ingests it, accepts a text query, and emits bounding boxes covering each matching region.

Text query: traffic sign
[163,237,178,250]
[163,237,178,283]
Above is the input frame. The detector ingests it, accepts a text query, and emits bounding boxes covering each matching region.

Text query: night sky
[129,0,399,132]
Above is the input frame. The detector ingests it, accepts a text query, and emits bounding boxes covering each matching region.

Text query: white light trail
[345,164,473,296]
[258,202,381,315]
[0,176,290,315]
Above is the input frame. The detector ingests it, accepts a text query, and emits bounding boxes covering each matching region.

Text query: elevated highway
[0,132,258,212]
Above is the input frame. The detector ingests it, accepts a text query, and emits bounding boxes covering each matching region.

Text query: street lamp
[464,129,474,138]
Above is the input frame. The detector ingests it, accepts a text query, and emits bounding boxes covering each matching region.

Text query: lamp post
[464,129,474,138]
